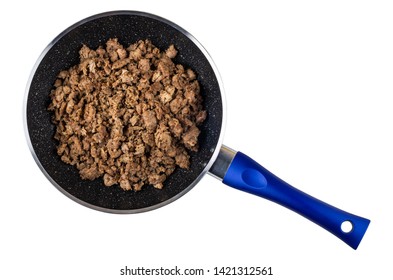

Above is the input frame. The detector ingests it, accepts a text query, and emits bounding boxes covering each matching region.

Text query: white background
[1,0,392,279]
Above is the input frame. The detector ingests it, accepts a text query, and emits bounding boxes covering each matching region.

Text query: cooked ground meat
[48,38,206,191]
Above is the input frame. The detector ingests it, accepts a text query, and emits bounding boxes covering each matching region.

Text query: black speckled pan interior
[25,11,224,213]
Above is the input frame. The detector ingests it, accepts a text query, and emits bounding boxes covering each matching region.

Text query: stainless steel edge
[208,145,237,180]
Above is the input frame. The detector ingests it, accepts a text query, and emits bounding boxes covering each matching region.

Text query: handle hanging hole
[341,220,353,233]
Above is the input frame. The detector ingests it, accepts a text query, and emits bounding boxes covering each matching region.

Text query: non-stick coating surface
[25,11,224,213]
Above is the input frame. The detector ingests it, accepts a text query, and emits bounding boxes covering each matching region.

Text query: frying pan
[24,11,370,249]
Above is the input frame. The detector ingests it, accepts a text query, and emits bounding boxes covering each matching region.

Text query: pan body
[24,11,225,213]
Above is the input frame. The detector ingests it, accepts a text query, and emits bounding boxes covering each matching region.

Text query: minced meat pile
[48,38,206,191]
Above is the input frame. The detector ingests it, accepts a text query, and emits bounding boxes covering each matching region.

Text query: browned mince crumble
[48,38,206,191]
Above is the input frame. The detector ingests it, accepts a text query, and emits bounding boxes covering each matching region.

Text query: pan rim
[23,10,227,214]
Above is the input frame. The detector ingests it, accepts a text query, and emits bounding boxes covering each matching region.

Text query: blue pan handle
[209,146,370,249]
